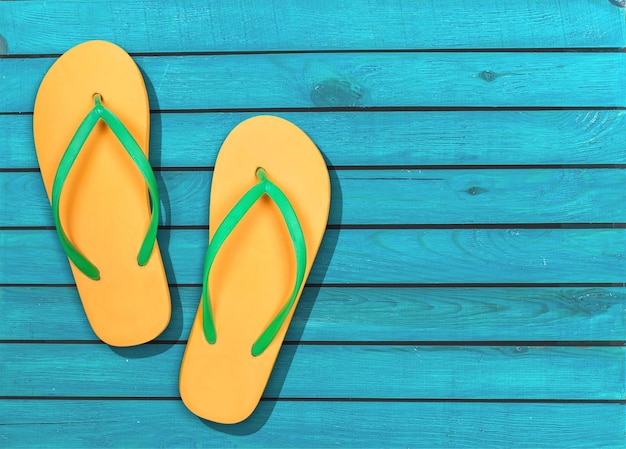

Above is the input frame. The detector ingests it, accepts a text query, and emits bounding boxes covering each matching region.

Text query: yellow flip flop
[179,116,330,423]
[33,40,170,346]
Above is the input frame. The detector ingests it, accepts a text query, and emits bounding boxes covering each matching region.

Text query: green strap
[51,94,159,281]
[201,167,307,357]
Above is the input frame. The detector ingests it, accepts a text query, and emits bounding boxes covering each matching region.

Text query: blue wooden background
[1,1,625,447]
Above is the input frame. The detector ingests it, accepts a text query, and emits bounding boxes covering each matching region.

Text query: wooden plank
[1,1,623,54]
[2,229,625,285]
[1,343,623,399]
[2,286,624,342]
[3,169,625,227]
[4,111,626,169]
[3,53,626,112]
[0,400,622,449]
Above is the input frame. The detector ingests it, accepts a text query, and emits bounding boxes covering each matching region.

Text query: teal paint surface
[0,400,623,448]
[3,53,626,112]
[2,228,625,284]
[2,286,625,342]
[1,1,624,53]
[1,1,625,448]
[3,169,626,226]
[4,111,626,169]
[1,343,624,399]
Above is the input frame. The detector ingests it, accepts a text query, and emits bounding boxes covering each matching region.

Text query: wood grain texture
[1,343,623,399]
[3,53,626,112]
[2,286,624,342]
[3,169,625,227]
[0,0,623,54]
[4,111,626,169]
[2,229,624,285]
[2,2,626,447]
[0,400,622,449]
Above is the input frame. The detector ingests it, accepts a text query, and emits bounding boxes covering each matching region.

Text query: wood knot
[310,78,363,107]
[609,0,626,7]
[467,186,488,195]
[478,70,497,82]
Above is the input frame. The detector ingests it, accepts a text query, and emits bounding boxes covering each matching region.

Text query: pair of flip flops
[33,40,330,424]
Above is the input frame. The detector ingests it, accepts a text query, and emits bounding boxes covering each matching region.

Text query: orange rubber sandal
[179,116,330,423]
[33,41,170,347]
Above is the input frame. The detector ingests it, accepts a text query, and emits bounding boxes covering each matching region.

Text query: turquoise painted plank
[0,400,622,449]
[3,169,625,227]
[2,229,624,284]
[3,53,626,112]
[4,111,626,169]
[1,344,623,399]
[3,286,624,342]
[1,0,623,54]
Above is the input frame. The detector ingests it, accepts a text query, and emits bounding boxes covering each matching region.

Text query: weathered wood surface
[1,0,624,54]
[1,1,625,448]
[3,169,626,226]
[2,286,625,342]
[2,53,626,112]
[2,401,623,449]
[1,343,624,399]
[2,228,626,284]
[4,111,626,169]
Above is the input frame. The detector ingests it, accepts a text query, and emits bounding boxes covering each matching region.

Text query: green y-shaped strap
[51,94,159,281]
[201,167,307,356]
